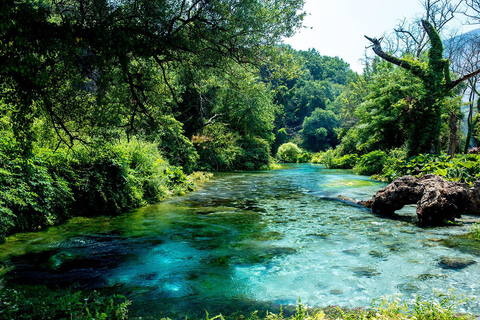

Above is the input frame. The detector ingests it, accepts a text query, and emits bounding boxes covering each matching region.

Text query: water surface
[1,164,479,318]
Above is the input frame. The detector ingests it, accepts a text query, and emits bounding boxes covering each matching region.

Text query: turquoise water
[1,164,479,318]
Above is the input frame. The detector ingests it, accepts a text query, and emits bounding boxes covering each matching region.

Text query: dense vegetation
[0,0,308,239]
[3,0,480,318]
[0,0,368,239]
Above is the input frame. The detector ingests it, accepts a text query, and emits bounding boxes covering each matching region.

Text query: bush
[331,153,358,169]
[313,149,358,169]
[0,138,200,241]
[375,152,480,184]
[276,143,303,163]
[353,150,388,176]
[310,152,324,164]
[0,138,73,239]
[193,124,273,171]
[297,152,312,163]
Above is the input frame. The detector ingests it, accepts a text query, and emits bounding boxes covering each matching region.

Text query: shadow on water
[1,164,480,318]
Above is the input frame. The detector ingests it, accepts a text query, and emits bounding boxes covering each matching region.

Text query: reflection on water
[1,164,479,318]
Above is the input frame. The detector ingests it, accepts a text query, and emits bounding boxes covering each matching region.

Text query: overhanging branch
[449,68,480,89]
[364,35,426,79]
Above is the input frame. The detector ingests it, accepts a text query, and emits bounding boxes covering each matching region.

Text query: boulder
[370,174,478,226]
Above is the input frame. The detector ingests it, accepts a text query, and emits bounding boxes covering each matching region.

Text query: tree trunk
[448,110,458,159]
[464,101,474,154]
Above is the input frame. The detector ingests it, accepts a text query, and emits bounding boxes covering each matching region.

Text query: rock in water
[438,256,476,270]
[370,174,478,226]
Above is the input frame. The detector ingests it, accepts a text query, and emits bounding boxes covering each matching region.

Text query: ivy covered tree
[365,20,480,157]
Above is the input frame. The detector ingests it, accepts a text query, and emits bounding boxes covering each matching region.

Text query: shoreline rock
[367,174,480,226]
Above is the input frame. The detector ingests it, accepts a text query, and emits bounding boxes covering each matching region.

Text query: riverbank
[0,138,212,242]
[0,286,474,319]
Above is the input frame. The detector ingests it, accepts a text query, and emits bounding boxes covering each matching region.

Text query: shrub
[297,152,312,163]
[276,143,303,163]
[332,153,358,169]
[310,152,325,164]
[0,138,199,241]
[316,150,358,169]
[0,138,73,239]
[375,152,480,184]
[353,150,388,176]
[321,149,336,168]
[193,123,273,171]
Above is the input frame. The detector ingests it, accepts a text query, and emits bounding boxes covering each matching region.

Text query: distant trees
[270,48,357,152]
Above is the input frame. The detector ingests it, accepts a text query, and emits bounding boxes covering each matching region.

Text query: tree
[0,0,306,156]
[391,0,463,58]
[301,108,339,151]
[335,61,423,155]
[365,19,480,157]
[446,28,480,153]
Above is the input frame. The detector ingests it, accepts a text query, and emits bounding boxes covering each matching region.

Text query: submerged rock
[438,256,476,270]
[369,175,480,226]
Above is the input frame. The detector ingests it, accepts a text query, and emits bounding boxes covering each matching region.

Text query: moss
[441,234,480,256]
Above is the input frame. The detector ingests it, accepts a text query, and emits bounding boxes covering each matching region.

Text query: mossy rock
[441,234,480,256]
[438,256,476,270]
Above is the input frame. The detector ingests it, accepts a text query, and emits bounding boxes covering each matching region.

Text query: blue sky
[284,0,476,73]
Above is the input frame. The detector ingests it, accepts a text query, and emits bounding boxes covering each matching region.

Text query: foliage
[470,222,480,241]
[336,61,424,155]
[310,152,325,164]
[0,137,73,240]
[301,108,340,151]
[331,154,359,169]
[0,288,130,320]
[473,114,480,146]
[353,150,388,176]
[0,138,204,241]
[297,153,312,163]
[0,286,473,320]
[365,20,464,157]
[320,149,336,168]
[269,48,357,152]
[276,143,303,163]
[193,123,273,171]
[1,0,306,155]
[369,289,473,320]
[375,153,480,184]
[310,150,359,170]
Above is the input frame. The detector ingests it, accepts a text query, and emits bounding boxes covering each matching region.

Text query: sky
[283,0,476,73]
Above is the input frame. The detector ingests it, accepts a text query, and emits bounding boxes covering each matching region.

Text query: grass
[0,288,475,320]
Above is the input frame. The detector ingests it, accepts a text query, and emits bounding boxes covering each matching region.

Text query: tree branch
[364,35,426,78]
[449,68,480,89]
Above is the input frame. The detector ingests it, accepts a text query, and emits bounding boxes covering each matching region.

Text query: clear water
[1,164,479,318]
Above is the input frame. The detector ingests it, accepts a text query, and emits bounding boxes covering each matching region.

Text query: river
[0,164,479,318]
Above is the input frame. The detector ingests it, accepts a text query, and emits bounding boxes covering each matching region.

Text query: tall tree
[365,20,480,156]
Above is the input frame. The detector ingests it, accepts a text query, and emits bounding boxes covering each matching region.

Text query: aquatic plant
[470,222,480,241]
